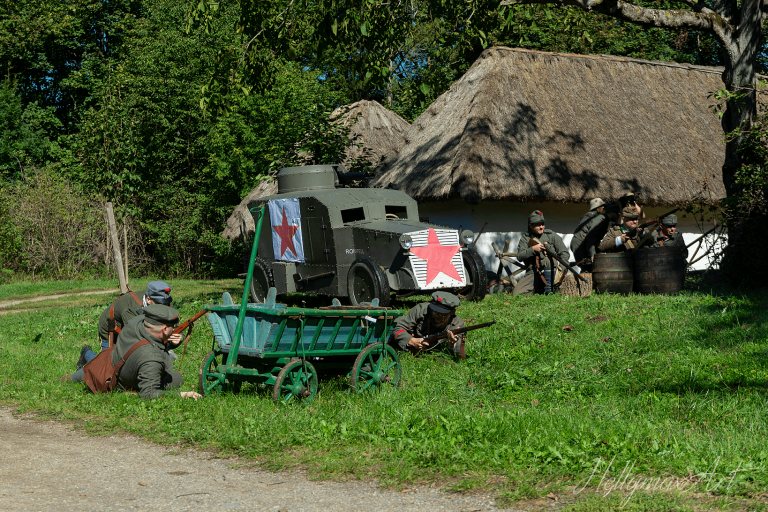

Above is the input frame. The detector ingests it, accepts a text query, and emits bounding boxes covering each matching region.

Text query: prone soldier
[390,292,465,355]
[513,210,570,295]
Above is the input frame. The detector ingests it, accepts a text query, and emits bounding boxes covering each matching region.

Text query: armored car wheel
[248,257,275,303]
[199,351,226,396]
[272,359,318,404]
[347,257,391,307]
[350,342,401,393]
[457,249,488,302]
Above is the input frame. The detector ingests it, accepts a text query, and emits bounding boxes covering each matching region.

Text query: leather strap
[113,339,151,378]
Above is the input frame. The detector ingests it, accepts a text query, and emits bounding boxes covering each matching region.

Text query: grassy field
[0,278,766,511]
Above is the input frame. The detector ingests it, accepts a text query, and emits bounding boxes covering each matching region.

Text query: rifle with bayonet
[420,321,497,358]
[527,238,588,283]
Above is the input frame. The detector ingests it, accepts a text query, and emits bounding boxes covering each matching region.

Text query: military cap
[661,214,678,226]
[143,304,180,327]
[619,192,636,206]
[622,205,640,220]
[528,210,546,224]
[429,291,460,314]
[589,198,606,211]
[146,281,173,304]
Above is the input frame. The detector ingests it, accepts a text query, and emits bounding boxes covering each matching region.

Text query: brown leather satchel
[83,339,149,394]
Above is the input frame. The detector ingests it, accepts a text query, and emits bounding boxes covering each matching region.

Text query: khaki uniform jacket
[392,302,464,350]
[570,213,610,260]
[651,229,689,259]
[598,223,645,253]
[98,292,143,341]
[111,315,178,399]
[517,229,569,270]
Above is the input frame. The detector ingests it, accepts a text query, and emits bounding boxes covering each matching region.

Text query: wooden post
[106,202,128,294]
[123,220,129,289]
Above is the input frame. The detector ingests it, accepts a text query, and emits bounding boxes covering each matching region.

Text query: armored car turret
[246,165,487,307]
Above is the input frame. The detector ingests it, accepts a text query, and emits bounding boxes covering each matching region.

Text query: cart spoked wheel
[199,351,227,396]
[272,359,318,404]
[350,342,401,393]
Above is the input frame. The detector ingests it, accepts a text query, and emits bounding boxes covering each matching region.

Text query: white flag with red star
[268,199,305,263]
[407,228,466,289]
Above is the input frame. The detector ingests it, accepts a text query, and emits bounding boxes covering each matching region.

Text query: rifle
[625,208,680,239]
[421,321,497,358]
[173,309,208,356]
[528,238,588,283]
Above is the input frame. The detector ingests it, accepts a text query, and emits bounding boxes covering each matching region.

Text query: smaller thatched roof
[330,100,410,168]
[221,179,278,242]
[374,47,731,206]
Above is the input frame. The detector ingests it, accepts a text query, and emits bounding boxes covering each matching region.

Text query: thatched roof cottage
[222,100,410,242]
[373,47,728,270]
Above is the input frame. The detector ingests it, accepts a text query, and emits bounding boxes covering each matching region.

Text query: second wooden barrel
[592,253,633,295]
[633,246,685,295]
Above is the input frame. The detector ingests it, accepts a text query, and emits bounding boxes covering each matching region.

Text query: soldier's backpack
[82,339,149,394]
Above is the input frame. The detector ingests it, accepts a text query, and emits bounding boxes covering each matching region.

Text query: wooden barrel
[592,253,633,295]
[633,246,685,295]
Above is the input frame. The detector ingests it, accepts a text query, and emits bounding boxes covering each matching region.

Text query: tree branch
[499,0,732,42]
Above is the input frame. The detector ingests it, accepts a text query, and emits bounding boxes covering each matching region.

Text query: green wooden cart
[199,206,405,403]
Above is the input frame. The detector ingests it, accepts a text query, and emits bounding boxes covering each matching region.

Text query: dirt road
[0,408,516,512]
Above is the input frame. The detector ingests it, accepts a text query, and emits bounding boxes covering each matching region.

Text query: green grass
[1,280,767,510]
[0,278,120,301]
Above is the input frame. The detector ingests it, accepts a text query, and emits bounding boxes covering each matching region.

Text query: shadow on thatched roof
[373,47,730,206]
[221,179,278,242]
[330,100,410,169]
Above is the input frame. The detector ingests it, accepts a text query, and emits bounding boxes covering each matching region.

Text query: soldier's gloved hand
[167,333,183,347]
[408,337,426,349]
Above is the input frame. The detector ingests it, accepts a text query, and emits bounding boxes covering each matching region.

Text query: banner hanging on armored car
[269,199,305,263]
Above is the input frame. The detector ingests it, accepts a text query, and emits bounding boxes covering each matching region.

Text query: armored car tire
[347,256,391,307]
[457,249,488,302]
[248,257,275,303]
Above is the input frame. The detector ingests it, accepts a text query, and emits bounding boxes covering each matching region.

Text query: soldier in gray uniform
[110,304,199,399]
[598,205,645,253]
[513,210,569,295]
[651,214,689,259]
[391,292,465,354]
[570,202,620,270]
[578,198,606,225]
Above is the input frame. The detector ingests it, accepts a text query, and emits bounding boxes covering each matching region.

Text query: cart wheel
[247,257,275,304]
[272,359,318,404]
[199,351,226,396]
[350,342,401,393]
[457,249,488,301]
[347,257,391,307]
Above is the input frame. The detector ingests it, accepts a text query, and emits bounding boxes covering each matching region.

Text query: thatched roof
[373,47,730,206]
[330,100,410,168]
[221,179,278,242]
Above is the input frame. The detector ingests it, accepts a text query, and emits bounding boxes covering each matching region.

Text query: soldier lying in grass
[390,292,465,355]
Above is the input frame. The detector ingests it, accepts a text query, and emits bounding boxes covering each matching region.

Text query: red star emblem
[272,207,299,258]
[409,228,462,286]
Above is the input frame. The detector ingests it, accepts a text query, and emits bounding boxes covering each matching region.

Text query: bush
[2,169,107,278]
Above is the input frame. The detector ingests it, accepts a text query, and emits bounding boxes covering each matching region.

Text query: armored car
[246,165,487,307]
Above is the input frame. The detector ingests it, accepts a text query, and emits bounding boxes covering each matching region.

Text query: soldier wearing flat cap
[108,304,199,399]
[513,210,569,295]
[598,205,646,252]
[72,281,177,374]
[651,214,688,258]
[390,292,465,354]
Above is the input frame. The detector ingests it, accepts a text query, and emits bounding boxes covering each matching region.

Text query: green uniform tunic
[598,223,645,253]
[391,302,464,350]
[570,213,610,262]
[578,210,597,226]
[517,229,569,270]
[650,229,689,259]
[111,314,182,399]
[97,292,144,341]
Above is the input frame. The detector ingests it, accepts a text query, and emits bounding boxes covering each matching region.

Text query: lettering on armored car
[406,228,466,289]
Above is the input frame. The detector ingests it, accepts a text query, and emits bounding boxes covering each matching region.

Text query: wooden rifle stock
[529,238,587,283]
[625,207,681,238]
[422,321,497,350]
